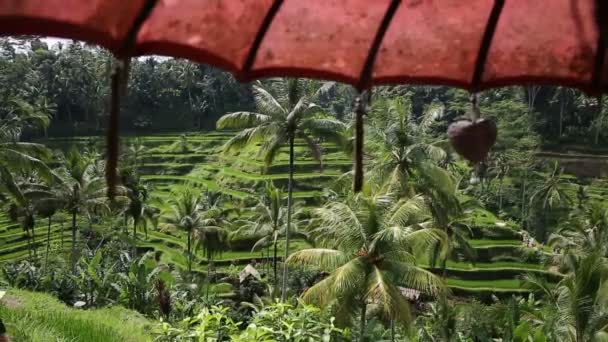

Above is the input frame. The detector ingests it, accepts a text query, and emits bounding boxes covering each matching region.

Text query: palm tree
[548,203,608,259]
[195,197,229,296]
[525,252,608,341]
[163,188,206,272]
[216,78,345,300]
[367,97,454,200]
[36,193,61,268]
[287,190,447,336]
[235,183,306,285]
[1,175,55,260]
[55,150,112,269]
[122,169,160,240]
[0,96,55,177]
[529,162,572,241]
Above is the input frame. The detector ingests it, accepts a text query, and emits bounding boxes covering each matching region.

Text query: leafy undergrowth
[0,289,153,342]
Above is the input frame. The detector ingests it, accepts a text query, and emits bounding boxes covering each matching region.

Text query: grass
[469,239,522,247]
[444,260,544,271]
[447,278,528,291]
[0,289,153,341]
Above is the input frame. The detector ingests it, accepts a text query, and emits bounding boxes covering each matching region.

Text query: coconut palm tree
[0,174,55,260]
[234,183,307,285]
[216,78,345,300]
[367,97,454,201]
[525,252,608,342]
[287,189,447,336]
[529,162,572,241]
[196,190,230,270]
[36,192,62,268]
[163,188,206,272]
[122,169,160,240]
[55,150,113,269]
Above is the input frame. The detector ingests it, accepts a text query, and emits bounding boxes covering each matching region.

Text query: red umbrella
[0,0,606,192]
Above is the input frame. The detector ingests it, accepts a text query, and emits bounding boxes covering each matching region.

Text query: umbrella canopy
[0,0,606,192]
[1,0,606,92]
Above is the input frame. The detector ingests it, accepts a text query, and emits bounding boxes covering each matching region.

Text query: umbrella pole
[106,59,130,198]
[354,93,369,192]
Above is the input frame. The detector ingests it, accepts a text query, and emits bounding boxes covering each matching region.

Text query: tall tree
[288,190,447,336]
[55,150,112,269]
[235,183,306,285]
[529,162,572,241]
[217,78,345,300]
[163,188,206,272]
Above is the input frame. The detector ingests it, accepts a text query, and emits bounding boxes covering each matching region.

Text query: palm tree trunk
[498,176,504,212]
[187,231,192,272]
[133,219,137,240]
[359,302,367,342]
[441,257,448,278]
[206,256,211,301]
[390,320,395,342]
[45,216,52,268]
[31,224,36,258]
[281,133,295,301]
[521,169,528,229]
[273,239,278,286]
[354,96,365,192]
[25,228,32,261]
[71,211,77,272]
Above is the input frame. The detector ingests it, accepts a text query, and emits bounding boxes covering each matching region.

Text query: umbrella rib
[242,0,285,73]
[358,0,402,91]
[471,0,505,90]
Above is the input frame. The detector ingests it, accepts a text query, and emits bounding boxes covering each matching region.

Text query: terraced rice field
[3,131,567,296]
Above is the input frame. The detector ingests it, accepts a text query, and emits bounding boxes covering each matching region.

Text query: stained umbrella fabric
[0,0,606,92]
[0,0,606,192]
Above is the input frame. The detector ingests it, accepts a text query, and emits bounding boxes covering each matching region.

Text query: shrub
[154,301,349,341]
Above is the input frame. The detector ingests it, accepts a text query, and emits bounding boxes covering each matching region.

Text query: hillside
[0,289,153,341]
[9,132,559,297]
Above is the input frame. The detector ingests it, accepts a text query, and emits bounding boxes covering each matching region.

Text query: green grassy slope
[0,289,153,341]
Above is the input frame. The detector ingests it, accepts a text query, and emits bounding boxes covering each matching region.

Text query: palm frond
[216,111,271,129]
[366,265,412,324]
[381,260,446,296]
[385,195,428,227]
[287,248,348,271]
[252,84,286,117]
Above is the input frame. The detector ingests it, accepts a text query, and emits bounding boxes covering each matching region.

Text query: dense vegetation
[1,37,608,341]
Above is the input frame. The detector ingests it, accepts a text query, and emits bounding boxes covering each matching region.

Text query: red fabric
[0,0,605,93]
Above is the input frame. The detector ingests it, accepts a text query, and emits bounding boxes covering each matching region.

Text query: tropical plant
[234,183,306,285]
[122,169,160,240]
[529,162,572,241]
[163,188,206,272]
[367,97,452,198]
[288,190,447,337]
[115,252,167,315]
[549,252,608,341]
[548,203,608,258]
[1,177,56,259]
[70,249,118,307]
[217,78,345,300]
[55,150,114,269]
